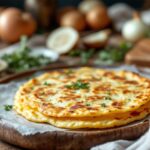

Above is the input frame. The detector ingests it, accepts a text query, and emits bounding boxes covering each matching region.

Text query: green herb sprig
[4,105,13,111]
[95,42,132,65]
[101,103,107,107]
[69,49,94,64]
[65,80,89,90]
[1,36,51,72]
[43,81,51,86]
[85,103,91,106]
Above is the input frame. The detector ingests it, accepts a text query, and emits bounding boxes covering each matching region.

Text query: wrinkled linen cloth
[91,127,150,150]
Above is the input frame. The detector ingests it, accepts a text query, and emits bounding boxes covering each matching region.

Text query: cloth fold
[91,127,150,150]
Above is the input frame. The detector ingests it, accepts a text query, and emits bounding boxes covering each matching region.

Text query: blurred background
[0,0,150,78]
[0,0,146,9]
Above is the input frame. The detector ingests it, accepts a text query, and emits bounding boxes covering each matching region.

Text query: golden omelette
[14,67,150,129]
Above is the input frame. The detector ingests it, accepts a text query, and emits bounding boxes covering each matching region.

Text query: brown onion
[0,7,37,43]
[0,7,5,15]
[60,11,86,31]
[86,6,111,30]
[57,7,77,23]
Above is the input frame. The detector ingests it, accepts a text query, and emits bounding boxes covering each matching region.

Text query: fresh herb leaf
[96,42,132,65]
[105,96,112,100]
[69,50,81,57]
[104,91,112,100]
[119,42,132,51]
[43,82,51,86]
[85,103,91,106]
[101,103,107,107]
[1,36,51,72]
[107,91,111,95]
[69,49,95,64]
[65,80,89,90]
[4,105,13,111]
[81,49,94,64]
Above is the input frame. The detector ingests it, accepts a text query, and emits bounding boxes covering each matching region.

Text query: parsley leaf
[105,96,112,100]
[43,82,51,86]
[95,42,132,65]
[65,80,89,90]
[4,105,13,111]
[69,49,94,64]
[101,103,107,107]
[85,103,91,106]
[1,36,52,72]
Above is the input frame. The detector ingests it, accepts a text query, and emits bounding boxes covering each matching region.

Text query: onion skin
[82,29,111,48]
[78,0,103,14]
[86,6,111,30]
[57,7,77,24]
[0,7,5,15]
[122,14,148,42]
[0,8,37,43]
[60,11,86,31]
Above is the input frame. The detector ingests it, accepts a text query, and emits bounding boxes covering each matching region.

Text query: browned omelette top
[15,67,150,117]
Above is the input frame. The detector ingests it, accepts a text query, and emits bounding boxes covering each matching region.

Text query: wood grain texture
[0,65,149,150]
[125,39,150,67]
[0,121,149,150]
[0,141,22,150]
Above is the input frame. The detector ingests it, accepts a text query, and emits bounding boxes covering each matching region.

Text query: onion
[0,7,37,43]
[86,6,111,30]
[0,7,5,15]
[78,0,103,14]
[82,29,111,48]
[47,27,79,54]
[57,7,77,23]
[108,3,134,31]
[122,13,148,42]
[60,11,86,31]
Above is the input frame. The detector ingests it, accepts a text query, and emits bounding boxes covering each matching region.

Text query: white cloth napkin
[91,128,150,150]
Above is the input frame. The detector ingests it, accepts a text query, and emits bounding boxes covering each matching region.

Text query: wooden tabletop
[0,141,22,150]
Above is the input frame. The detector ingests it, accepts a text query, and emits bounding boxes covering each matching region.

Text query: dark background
[0,0,145,9]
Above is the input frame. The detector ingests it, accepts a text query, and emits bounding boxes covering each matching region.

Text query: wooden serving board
[0,65,149,150]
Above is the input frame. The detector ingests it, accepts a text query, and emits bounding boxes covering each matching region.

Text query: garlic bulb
[122,13,148,42]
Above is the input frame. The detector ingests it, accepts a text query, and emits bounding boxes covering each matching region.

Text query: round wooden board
[0,65,149,150]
